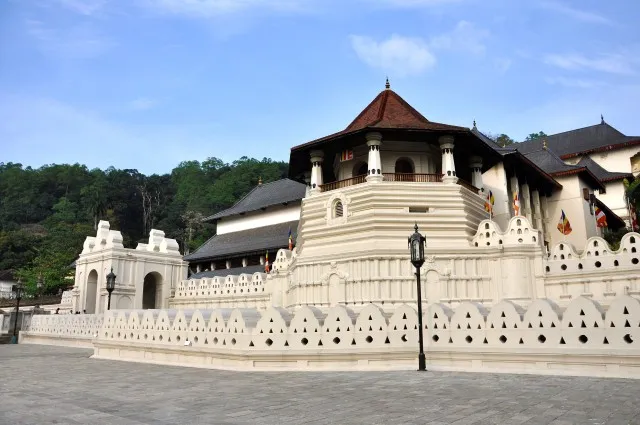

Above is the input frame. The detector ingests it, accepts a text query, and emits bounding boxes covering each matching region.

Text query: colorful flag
[288,227,293,250]
[340,150,354,162]
[513,192,521,216]
[484,191,495,215]
[631,203,639,231]
[265,251,270,273]
[557,210,572,235]
[595,206,607,228]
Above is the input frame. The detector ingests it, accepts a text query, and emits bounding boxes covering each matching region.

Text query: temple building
[183,178,306,278]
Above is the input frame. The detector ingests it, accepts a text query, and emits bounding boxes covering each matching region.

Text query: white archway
[85,270,98,314]
[143,272,162,309]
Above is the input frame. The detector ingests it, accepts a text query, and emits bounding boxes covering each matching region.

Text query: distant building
[0,270,16,299]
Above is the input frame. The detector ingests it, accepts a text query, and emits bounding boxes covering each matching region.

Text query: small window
[334,200,344,218]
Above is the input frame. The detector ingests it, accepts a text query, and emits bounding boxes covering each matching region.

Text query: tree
[525,131,548,141]
[495,134,515,147]
[181,210,205,255]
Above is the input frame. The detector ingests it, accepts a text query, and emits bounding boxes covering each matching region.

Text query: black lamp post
[10,279,25,344]
[408,223,427,371]
[106,268,116,311]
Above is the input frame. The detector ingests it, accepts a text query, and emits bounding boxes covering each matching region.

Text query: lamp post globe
[408,223,427,371]
[106,268,116,311]
[11,279,25,344]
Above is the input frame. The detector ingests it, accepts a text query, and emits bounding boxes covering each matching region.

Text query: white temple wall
[596,180,629,224]
[335,140,440,180]
[482,162,510,230]
[545,175,597,248]
[565,146,639,174]
[216,204,301,235]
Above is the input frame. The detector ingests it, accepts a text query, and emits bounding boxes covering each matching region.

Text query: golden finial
[601,114,605,124]
[258,176,263,186]
[543,139,548,150]
[472,119,477,129]
[385,77,390,90]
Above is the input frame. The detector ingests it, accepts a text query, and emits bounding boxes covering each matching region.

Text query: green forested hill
[0,157,288,295]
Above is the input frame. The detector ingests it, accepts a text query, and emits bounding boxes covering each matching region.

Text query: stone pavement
[1,345,640,425]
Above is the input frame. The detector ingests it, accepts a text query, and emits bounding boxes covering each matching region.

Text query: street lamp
[10,279,25,344]
[408,223,427,371]
[106,268,116,311]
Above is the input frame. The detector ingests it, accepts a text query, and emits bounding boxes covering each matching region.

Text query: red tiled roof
[345,88,466,132]
[292,87,467,151]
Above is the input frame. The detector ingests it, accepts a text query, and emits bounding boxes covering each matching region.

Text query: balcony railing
[457,179,480,194]
[318,173,479,195]
[319,175,367,192]
[382,173,443,183]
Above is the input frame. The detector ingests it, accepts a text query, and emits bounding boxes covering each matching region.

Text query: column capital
[468,155,483,169]
[309,150,324,163]
[365,132,383,145]
[438,135,455,150]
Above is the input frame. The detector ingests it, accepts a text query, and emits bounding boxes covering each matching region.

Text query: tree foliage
[0,157,288,295]
[525,131,548,141]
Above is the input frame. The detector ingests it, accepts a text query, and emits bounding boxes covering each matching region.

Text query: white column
[469,156,483,192]
[196,264,202,273]
[242,258,248,267]
[309,150,324,194]
[260,256,265,265]
[366,132,383,183]
[303,171,311,197]
[225,260,231,269]
[522,182,532,222]
[510,175,520,216]
[439,135,457,184]
[532,189,543,231]
[210,261,216,271]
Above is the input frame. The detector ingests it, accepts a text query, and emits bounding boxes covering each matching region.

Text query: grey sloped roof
[184,220,298,262]
[189,265,265,279]
[205,179,306,221]
[523,148,584,175]
[514,122,639,158]
[575,156,633,182]
[523,148,604,191]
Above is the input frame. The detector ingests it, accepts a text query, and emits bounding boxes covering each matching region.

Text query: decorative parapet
[23,314,103,343]
[174,272,268,299]
[19,295,640,376]
[135,229,181,255]
[81,221,123,254]
[545,233,640,274]
[471,216,542,248]
[272,249,293,272]
[60,290,73,306]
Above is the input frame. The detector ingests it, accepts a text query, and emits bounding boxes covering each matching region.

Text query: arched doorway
[142,272,162,309]
[353,161,368,177]
[85,270,98,314]
[395,158,415,181]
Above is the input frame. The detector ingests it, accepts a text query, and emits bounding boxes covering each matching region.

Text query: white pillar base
[442,175,458,184]
[366,174,384,183]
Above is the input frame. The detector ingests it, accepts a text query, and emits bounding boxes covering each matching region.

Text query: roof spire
[472,119,477,129]
[543,139,548,150]
[385,77,390,90]
[601,114,605,124]
[258,176,263,186]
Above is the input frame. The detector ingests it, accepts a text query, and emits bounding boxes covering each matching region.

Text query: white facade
[216,204,301,235]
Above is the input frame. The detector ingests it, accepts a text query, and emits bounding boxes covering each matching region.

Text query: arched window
[395,158,414,181]
[333,200,344,218]
[353,161,368,177]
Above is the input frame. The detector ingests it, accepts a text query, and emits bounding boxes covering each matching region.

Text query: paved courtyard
[1,345,640,425]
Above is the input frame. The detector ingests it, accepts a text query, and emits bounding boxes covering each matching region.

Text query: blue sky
[1,0,639,174]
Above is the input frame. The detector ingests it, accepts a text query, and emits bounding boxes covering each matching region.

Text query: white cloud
[55,0,109,15]
[140,0,315,18]
[349,34,436,77]
[537,1,613,25]
[26,19,114,59]
[129,98,158,110]
[544,53,635,75]
[429,20,489,55]
[544,76,604,89]
[494,58,512,74]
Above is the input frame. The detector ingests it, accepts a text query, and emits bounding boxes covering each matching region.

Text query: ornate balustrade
[382,173,442,182]
[319,175,366,192]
